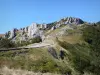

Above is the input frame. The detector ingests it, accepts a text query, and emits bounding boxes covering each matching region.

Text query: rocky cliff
[47,17,84,30]
[4,17,84,42]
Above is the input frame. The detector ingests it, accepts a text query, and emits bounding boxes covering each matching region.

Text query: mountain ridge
[0,17,100,75]
[3,17,84,41]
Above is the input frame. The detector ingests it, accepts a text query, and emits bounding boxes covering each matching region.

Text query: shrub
[31,36,42,43]
[0,38,16,48]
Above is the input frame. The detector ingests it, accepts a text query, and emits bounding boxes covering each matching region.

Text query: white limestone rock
[51,26,56,30]
[28,23,38,38]
[9,28,18,39]
[40,23,47,29]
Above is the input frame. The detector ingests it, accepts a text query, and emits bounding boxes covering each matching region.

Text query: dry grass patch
[59,34,82,44]
[0,66,60,75]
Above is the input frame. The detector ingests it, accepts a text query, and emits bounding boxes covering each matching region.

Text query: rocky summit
[4,17,84,42]
[57,17,84,25]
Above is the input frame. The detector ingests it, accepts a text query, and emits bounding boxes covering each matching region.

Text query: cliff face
[4,17,84,42]
[5,23,47,42]
[55,17,84,28]
[60,17,84,24]
[47,17,84,30]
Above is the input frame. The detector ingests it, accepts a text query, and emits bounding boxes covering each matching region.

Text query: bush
[15,36,42,47]
[31,36,42,43]
[0,38,16,48]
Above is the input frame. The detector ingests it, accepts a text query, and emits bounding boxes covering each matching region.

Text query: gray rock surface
[4,17,84,42]
[9,28,18,39]
[48,47,58,59]
[51,26,56,30]
[55,17,84,28]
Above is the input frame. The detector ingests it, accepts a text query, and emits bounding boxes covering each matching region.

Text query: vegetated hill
[0,18,100,75]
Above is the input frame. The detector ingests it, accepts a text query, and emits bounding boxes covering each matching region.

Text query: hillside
[0,17,100,75]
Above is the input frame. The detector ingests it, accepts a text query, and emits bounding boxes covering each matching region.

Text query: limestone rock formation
[4,17,84,43]
[55,17,84,28]
[9,28,18,39]
[28,23,38,38]
[51,26,56,30]
[5,22,48,42]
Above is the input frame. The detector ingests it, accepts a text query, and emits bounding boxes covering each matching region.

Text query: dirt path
[0,42,53,52]
[26,42,53,48]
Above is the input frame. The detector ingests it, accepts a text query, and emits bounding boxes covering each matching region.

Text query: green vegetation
[0,48,71,74]
[0,23,100,75]
[18,36,42,46]
[0,38,16,48]
[0,36,42,48]
[57,24,100,75]
[30,36,42,43]
[82,25,100,75]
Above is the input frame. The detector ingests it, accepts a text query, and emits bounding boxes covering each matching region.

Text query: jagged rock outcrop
[4,17,84,43]
[28,23,38,38]
[9,28,18,39]
[63,17,84,24]
[5,23,48,42]
[55,17,84,28]
[27,23,47,38]
[51,26,56,30]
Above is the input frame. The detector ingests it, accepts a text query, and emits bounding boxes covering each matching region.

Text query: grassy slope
[56,25,100,75]
[0,24,98,75]
[0,47,71,74]
[45,24,96,75]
